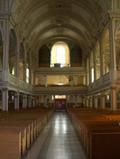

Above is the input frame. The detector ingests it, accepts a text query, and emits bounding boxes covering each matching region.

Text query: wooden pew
[68,107,120,159]
[0,107,54,159]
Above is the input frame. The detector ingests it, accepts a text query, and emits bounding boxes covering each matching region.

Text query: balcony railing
[33,84,87,94]
[8,74,32,91]
[18,80,32,91]
[89,73,110,90]
[34,67,86,75]
[8,74,18,86]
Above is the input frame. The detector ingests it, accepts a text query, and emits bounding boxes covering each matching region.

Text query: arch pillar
[28,96,32,108]
[22,95,27,109]
[32,97,36,108]
[101,94,106,109]
[14,92,19,110]
[2,88,8,111]
[109,19,117,80]
[111,88,117,111]
[94,96,98,109]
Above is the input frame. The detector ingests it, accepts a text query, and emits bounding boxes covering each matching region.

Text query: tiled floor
[24,112,87,159]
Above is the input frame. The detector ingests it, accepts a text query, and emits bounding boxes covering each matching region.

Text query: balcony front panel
[8,74,32,92]
[33,85,87,94]
[35,74,86,87]
[89,73,110,92]
[34,67,86,75]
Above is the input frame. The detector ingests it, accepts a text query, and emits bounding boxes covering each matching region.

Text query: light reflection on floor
[24,112,87,159]
[37,112,86,159]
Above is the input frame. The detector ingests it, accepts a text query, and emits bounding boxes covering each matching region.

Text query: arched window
[9,29,17,76]
[19,43,25,80]
[50,41,70,67]
[26,52,30,83]
[90,51,94,83]
[26,67,29,83]
[0,31,3,69]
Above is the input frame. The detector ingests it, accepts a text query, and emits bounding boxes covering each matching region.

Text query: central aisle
[25,112,87,159]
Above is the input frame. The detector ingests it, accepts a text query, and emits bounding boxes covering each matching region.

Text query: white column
[101,94,106,109]
[89,97,92,108]
[94,96,98,109]
[111,88,117,110]
[36,97,39,107]
[33,97,36,108]
[85,98,88,107]
[28,96,32,108]
[14,92,19,110]
[22,95,27,109]
[109,18,117,80]
[2,88,8,111]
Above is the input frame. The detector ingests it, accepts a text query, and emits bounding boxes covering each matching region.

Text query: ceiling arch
[23,10,97,46]
[11,0,106,54]
[29,23,91,51]
[30,27,89,55]
[24,15,93,47]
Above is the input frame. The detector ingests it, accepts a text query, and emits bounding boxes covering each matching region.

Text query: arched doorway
[54,95,66,111]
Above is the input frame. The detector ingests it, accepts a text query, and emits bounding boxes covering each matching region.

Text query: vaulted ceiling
[10,0,109,54]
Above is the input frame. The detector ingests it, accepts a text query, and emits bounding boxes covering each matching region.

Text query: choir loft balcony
[34,67,85,75]
[33,85,87,95]
[33,67,87,94]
